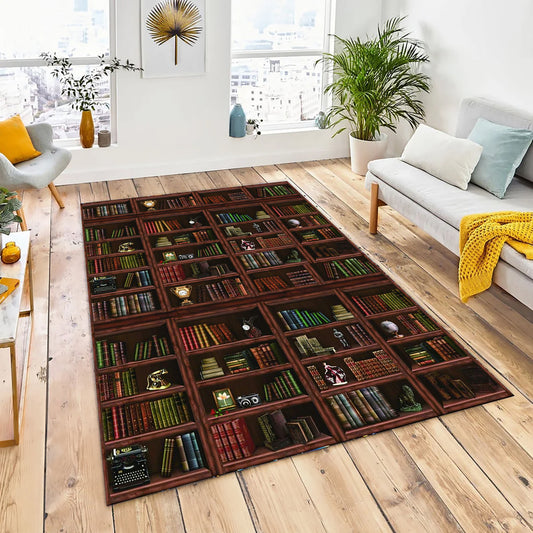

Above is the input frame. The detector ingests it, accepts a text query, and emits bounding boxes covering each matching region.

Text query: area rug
[81,182,511,504]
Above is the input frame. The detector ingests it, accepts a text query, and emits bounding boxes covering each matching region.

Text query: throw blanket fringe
[459,211,533,302]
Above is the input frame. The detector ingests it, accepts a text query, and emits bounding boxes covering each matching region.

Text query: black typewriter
[107,445,150,491]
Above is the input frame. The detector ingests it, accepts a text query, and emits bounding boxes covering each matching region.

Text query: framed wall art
[141,0,206,78]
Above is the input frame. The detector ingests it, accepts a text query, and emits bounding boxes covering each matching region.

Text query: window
[231,0,332,130]
[0,0,112,141]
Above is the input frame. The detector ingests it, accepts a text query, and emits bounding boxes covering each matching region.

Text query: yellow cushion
[0,115,41,164]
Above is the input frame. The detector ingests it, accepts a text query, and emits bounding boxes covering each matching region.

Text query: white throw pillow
[401,124,483,190]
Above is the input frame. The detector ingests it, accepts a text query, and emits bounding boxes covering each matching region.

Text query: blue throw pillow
[468,118,533,198]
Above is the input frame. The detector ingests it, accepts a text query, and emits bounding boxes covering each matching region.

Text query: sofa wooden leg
[16,206,28,231]
[48,183,65,209]
[369,183,381,234]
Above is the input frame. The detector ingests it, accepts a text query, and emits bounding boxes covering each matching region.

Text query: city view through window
[0,0,110,140]
[231,0,329,128]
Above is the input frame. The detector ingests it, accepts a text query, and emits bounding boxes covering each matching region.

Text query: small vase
[80,110,95,148]
[229,104,246,138]
[246,124,255,135]
[1,241,21,264]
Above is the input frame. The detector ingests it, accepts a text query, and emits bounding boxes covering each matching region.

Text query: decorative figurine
[287,218,301,228]
[242,315,262,338]
[379,320,404,339]
[398,385,422,412]
[252,222,262,233]
[118,242,136,253]
[146,369,171,391]
[170,285,193,305]
[333,328,350,348]
[285,249,301,263]
[142,199,157,211]
[188,216,202,227]
[240,239,256,251]
[323,362,347,386]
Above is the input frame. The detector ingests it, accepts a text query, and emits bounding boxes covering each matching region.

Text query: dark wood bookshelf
[81,181,512,504]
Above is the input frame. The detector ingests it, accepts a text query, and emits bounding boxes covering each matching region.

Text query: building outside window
[0,0,111,141]
[231,0,332,130]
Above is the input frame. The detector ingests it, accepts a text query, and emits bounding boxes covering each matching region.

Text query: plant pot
[349,133,388,175]
[246,124,255,135]
[80,110,95,148]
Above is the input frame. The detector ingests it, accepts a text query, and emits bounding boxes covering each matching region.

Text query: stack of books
[293,335,336,357]
[331,304,354,321]
[199,357,225,380]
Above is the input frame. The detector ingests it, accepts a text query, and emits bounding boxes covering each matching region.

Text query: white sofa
[365,97,533,310]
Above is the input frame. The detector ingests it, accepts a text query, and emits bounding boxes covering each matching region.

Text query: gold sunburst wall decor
[146,0,202,66]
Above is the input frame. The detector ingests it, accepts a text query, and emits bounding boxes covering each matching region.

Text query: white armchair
[0,122,71,230]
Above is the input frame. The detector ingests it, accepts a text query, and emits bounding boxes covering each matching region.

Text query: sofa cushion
[400,124,483,190]
[367,157,533,279]
[468,118,533,198]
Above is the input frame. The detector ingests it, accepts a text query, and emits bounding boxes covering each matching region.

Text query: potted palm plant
[0,188,22,235]
[317,17,430,174]
[40,53,142,148]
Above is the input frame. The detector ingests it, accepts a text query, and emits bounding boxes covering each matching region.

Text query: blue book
[280,310,298,330]
[288,310,307,329]
[181,432,199,469]
[189,432,205,468]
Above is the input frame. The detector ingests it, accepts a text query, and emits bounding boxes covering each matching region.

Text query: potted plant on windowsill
[40,53,143,148]
[0,188,22,235]
[317,17,430,175]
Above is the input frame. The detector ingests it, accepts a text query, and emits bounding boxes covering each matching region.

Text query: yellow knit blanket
[459,211,533,302]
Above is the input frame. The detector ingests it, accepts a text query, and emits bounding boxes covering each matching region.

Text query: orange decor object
[1,241,21,264]
[80,110,95,148]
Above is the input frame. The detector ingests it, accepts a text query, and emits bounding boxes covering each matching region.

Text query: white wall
[382,0,533,155]
[59,0,381,184]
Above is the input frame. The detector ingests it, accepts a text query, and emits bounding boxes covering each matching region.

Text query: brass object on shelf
[170,284,193,305]
[146,369,171,391]
[142,200,157,210]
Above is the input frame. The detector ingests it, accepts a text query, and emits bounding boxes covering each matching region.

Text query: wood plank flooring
[0,158,531,533]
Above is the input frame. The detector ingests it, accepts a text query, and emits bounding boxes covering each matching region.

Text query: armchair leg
[48,183,65,209]
[17,207,28,231]
[369,183,386,234]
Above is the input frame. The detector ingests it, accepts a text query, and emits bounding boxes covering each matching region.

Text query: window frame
[0,0,117,147]
[230,0,334,132]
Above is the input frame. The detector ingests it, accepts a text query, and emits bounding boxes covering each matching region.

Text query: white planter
[246,124,255,135]
[349,133,388,175]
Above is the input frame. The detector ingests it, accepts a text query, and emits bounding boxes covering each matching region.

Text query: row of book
[258,410,322,450]
[87,253,147,274]
[143,218,183,234]
[322,257,378,280]
[297,227,342,242]
[285,269,316,286]
[207,343,284,377]
[193,277,249,303]
[269,203,315,216]
[195,242,224,257]
[394,312,439,336]
[255,234,293,248]
[308,244,354,259]
[276,308,331,331]
[92,291,158,321]
[326,386,398,429]
[123,270,152,288]
[404,336,464,366]
[215,212,254,224]
[98,369,139,401]
[351,290,414,315]
[344,350,400,380]
[96,336,174,368]
[345,323,375,347]
[239,251,283,269]
[284,214,328,228]
[210,417,255,462]
[160,432,205,476]
[85,225,137,242]
[83,202,130,218]
[178,321,237,351]
[102,392,191,441]
[86,241,112,256]
[255,185,296,197]
[205,190,249,203]
[253,275,289,292]
[263,370,303,401]
[160,195,197,209]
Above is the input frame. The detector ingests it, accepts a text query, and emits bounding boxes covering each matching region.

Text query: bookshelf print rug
[81,182,511,504]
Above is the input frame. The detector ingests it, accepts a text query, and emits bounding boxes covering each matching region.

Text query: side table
[0,231,33,446]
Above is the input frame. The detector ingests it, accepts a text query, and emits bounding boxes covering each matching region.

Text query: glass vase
[1,241,21,264]
[80,110,95,148]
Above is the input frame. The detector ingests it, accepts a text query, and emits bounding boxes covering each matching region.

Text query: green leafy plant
[40,53,143,112]
[317,17,430,141]
[0,188,22,235]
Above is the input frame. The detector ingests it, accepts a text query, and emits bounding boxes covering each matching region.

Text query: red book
[222,421,244,460]
[215,423,235,462]
[179,328,191,351]
[210,425,228,462]
[230,418,256,457]
[111,406,120,440]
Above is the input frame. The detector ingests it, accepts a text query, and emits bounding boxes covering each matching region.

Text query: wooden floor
[1,158,532,533]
